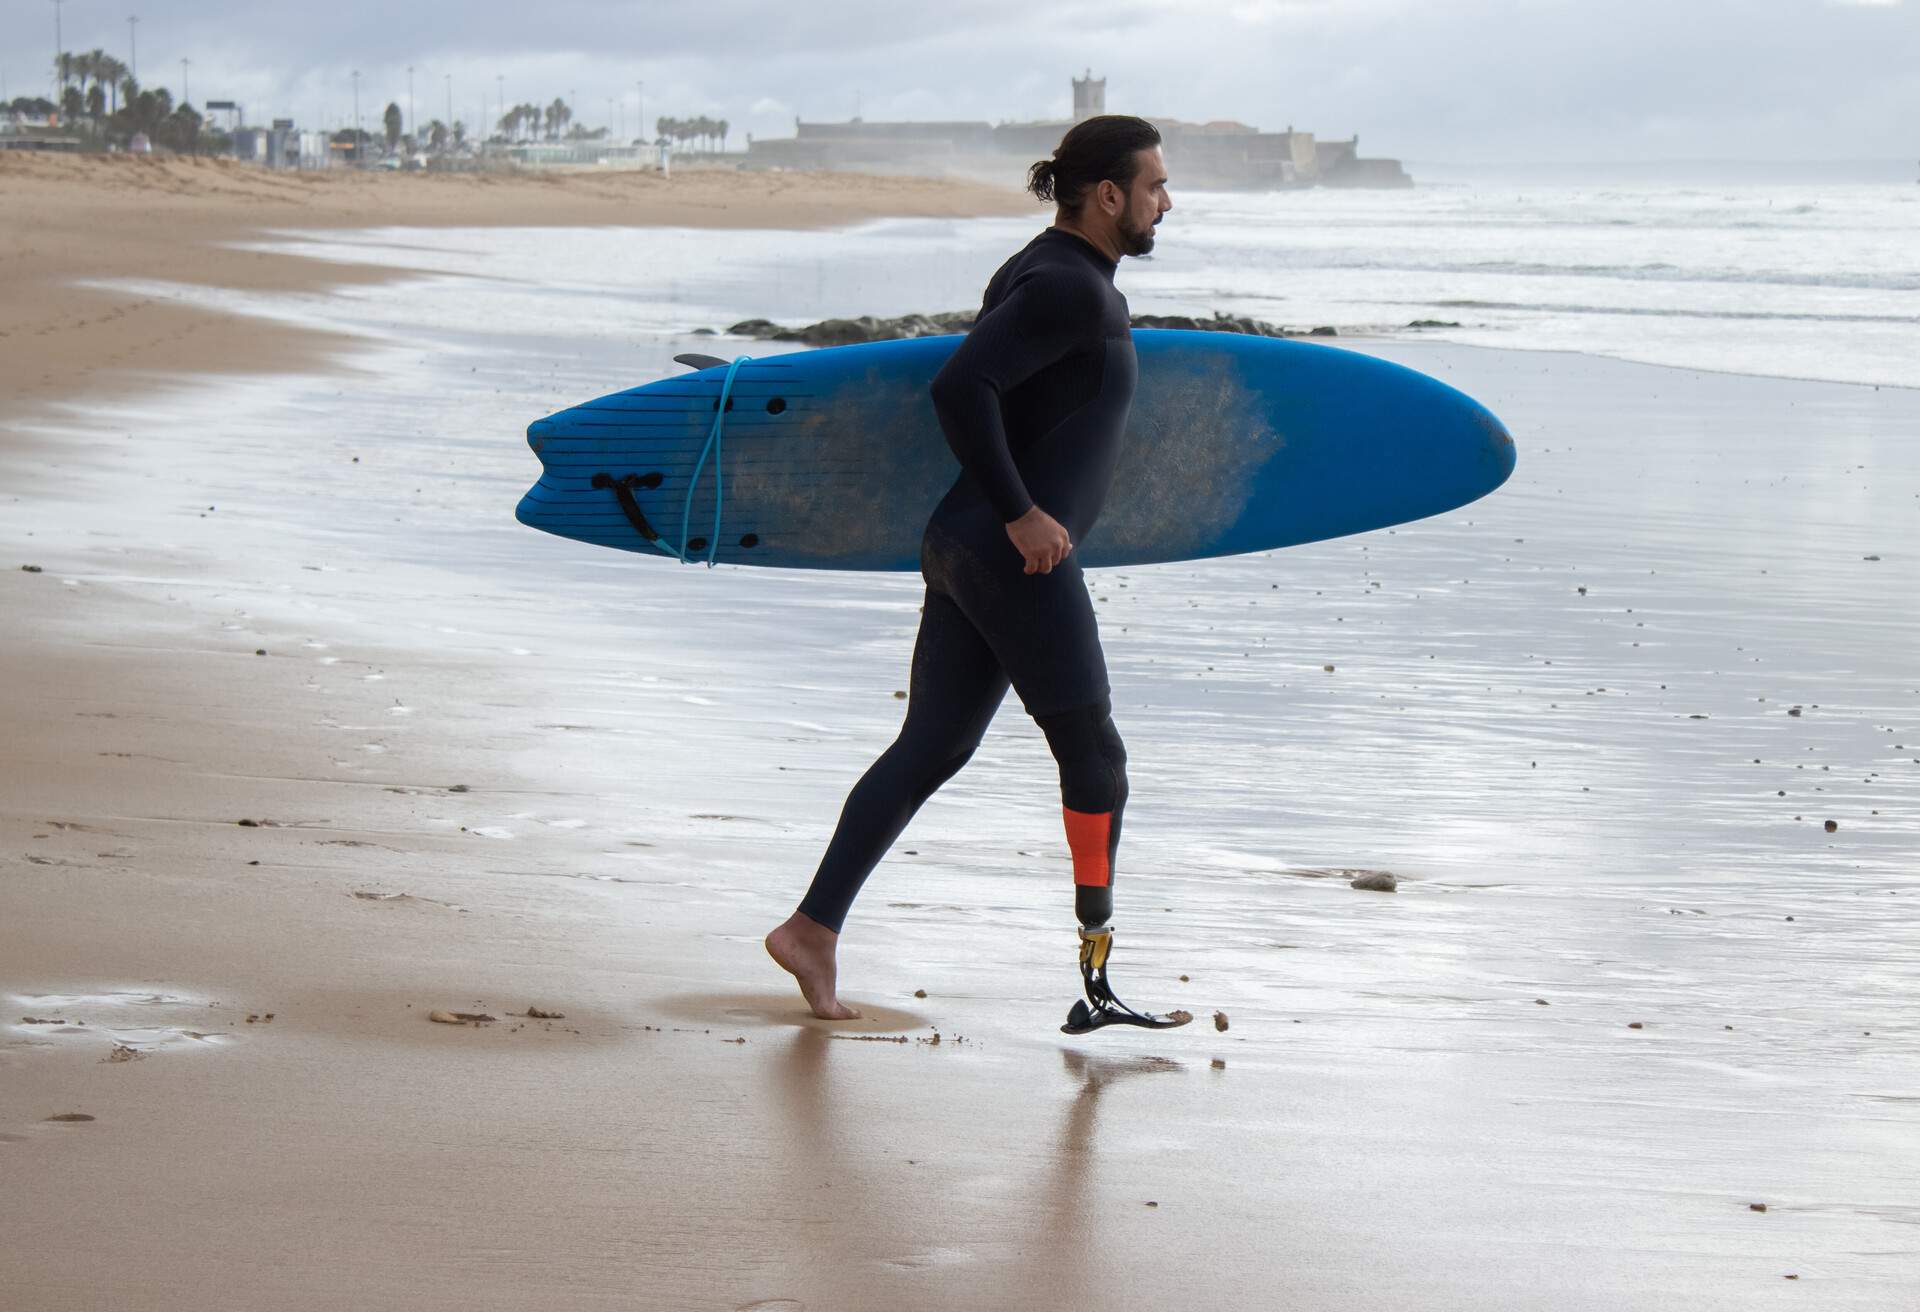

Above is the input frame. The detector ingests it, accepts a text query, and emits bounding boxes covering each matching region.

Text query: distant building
[232,119,333,169]
[745,74,1411,191]
[1072,69,1105,121]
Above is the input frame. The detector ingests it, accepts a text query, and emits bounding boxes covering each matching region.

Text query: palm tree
[717,119,729,153]
[81,49,111,113]
[383,101,402,151]
[96,54,128,113]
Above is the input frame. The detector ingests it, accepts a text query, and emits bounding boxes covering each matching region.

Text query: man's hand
[1006,506,1073,575]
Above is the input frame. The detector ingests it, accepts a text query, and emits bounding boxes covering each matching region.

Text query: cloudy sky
[6,0,1914,162]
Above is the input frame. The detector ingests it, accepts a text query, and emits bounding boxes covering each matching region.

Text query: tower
[1072,68,1105,121]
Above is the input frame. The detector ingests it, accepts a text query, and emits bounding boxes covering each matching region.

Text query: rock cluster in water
[722,310,1340,347]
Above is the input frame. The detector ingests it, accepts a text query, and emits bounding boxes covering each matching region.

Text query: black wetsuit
[797,228,1138,934]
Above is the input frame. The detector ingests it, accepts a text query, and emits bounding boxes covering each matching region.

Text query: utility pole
[444,72,451,138]
[495,73,503,137]
[51,0,63,101]
[180,56,190,107]
[406,65,414,143]
[127,14,138,83]
[351,68,360,150]
[636,80,644,142]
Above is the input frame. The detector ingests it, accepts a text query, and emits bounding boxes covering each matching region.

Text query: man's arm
[928,271,1098,525]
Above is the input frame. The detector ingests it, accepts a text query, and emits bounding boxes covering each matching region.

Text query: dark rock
[724,308,1347,347]
[1349,871,1397,892]
[1407,318,1462,328]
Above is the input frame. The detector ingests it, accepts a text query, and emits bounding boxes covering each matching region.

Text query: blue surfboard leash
[649,355,751,568]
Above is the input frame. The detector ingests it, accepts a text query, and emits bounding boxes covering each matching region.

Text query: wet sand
[3,174,1917,1310]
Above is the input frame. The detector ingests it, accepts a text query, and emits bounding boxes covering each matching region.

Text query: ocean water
[38,178,1918,1294]
[229,178,1920,389]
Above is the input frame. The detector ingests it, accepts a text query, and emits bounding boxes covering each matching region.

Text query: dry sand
[0,152,1031,424]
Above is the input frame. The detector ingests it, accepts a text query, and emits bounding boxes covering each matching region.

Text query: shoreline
[0,153,1034,428]
[4,156,1915,1309]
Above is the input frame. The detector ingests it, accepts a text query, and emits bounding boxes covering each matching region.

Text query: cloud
[9,0,1916,161]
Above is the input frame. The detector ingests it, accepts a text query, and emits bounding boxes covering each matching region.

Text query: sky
[4,0,1915,163]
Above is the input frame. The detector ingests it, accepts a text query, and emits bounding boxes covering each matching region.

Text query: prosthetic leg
[1058,833,1191,1035]
[1061,922,1193,1035]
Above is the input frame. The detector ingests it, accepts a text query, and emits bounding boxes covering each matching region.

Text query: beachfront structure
[743,74,1411,191]
[232,120,332,170]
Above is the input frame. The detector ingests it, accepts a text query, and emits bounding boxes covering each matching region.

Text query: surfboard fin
[1060,925,1193,1035]
[673,353,728,371]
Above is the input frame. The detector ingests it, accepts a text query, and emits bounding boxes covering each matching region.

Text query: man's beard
[1117,208,1157,257]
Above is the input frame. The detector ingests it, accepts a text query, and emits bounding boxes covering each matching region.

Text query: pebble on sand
[1824,819,1838,833]
[1749,1203,1768,1212]
[20,564,43,573]
[1213,1010,1230,1032]
[1627,1021,1645,1029]
[913,989,927,998]
[1349,871,1398,892]
[525,1006,565,1019]
[1211,1058,1227,1069]
[428,1009,496,1025]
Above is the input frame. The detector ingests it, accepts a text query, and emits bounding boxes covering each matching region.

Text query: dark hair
[1027,115,1161,211]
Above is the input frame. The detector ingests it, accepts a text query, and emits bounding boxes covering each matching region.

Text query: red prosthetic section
[1063,807,1113,887]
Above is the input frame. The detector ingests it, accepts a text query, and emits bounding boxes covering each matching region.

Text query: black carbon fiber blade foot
[1061,998,1193,1035]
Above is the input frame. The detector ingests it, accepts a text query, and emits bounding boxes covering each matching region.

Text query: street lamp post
[127,14,138,83]
[51,0,63,102]
[636,80,644,143]
[406,65,414,144]
[351,68,361,159]
[444,72,451,142]
[180,56,189,107]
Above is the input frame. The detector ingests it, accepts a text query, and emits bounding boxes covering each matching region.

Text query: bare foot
[765,912,862,1020]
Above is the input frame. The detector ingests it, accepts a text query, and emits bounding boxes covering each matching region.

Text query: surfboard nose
[1468,399,1518,493]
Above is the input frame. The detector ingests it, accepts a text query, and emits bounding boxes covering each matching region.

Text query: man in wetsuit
[766,116,1177,1032]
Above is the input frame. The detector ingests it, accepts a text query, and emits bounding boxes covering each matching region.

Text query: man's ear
[1098,178,1123,216]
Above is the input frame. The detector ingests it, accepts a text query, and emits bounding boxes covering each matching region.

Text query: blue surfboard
[515,330,1514,571]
